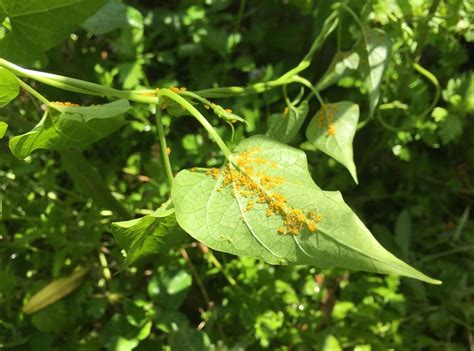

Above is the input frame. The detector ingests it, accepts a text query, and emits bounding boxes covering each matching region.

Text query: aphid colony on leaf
[206,147,322,236]
[50,101,80,107]
[317,103,337,136]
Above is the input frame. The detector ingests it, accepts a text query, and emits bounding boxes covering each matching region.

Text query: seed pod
[22,267,89,314]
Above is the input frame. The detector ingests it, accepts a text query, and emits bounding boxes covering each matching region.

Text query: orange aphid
[206,147,322,236]
[50,101,80,107]
[327,124,336,136]
[283,107,289,116]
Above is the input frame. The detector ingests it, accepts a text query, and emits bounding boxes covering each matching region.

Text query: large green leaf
[266,101,309,143]
[361,28,391,119]
[0,67,19,107]
[315,51,360,91]
[9,99,129,159]
[306,101,359,183]
[0,0,106,63]
[172,135,440,284]
[112,201,187,264]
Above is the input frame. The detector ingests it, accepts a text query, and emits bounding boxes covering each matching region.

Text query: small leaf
[360,28,391,119]
[0,121,8,139]
[22,267,89,314]
[172,135,441,284]
[9,99,130,159]
[315,51,360,91]
[0,68,20,107]
[266,101,309,143]
[306,101,359,183]
[111,200,187,264]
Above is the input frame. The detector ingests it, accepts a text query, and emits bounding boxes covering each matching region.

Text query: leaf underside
[306,101,359,183]
[9,99,130,159]
[172,135,440,284]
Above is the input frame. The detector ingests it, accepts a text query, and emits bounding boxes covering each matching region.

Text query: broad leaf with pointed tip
[9,99,129,159]
[306,102,359,183]
[315,51,360,91]
[0,0,106,63]
[112,201,188,264]
[172,136,440,284]
[266,101,308,143]
[0,68,20,107]
[361,28,391,119]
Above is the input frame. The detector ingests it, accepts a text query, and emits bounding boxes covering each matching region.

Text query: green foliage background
[1,0,473,349]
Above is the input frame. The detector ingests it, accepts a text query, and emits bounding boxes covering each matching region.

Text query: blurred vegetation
[1,0,473,350]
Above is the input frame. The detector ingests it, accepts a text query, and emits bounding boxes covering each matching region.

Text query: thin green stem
[206,251,237,286]
[155,106,174,186]
[293,75,324,105]
[234,0,247,31]
[413,62,440,120]
[158,89,233,159]
[15,78,50,105]
[337,3,367,43]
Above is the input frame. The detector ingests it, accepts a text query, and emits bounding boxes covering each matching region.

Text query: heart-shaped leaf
[172,135,440,284]
[0,0,107,63]
[361,28,391,119]
[306,101,359,183]
[315,51,360,91]
[0,68,20,107]
[112,200,187,264]
[266,101,309,143]
[9,99,130,159]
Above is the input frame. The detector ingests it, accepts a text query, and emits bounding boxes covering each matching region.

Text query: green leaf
[266,101,309,143]
[81,0,128,35]
[306,101,359,183]
[0,0,107,63]
[360,28,391,119]
[0,67,20,107]
[315,51,360,91]
[111,200,187,264]
[0,121,7,138]
[172,135,440,284]
[9,99,129,159]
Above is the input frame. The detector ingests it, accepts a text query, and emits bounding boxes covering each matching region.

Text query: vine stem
[158,89,233,159]
[0,58,157,104]
[15,78,50,105]
[293,75,324,105]
[412,62,440,120]
[336,3,368,43]
[155,105,174,186]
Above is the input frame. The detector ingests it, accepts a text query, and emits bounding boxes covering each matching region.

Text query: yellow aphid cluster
[50,101,80,107]
[317,103,338,136]
[170,86,187,93]
[206,148,322,235]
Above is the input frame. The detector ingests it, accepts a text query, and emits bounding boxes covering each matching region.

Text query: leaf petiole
[155,104,174,186]
[15,77,50,106]
[158,89,233,159]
